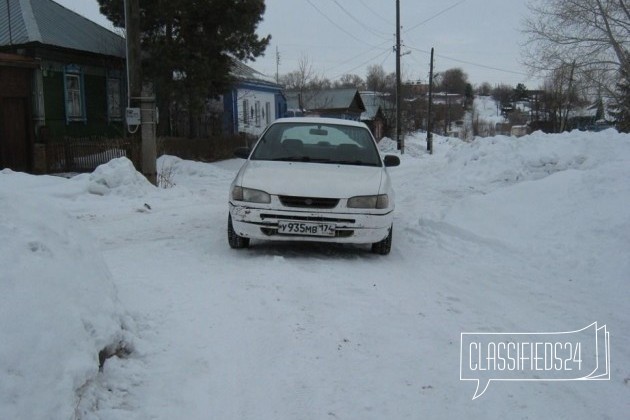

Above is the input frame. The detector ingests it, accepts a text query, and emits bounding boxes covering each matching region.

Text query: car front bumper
[229,202,393,244]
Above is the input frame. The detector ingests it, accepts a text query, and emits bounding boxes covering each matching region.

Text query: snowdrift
[0,190,132,419]
[84,157,155,197]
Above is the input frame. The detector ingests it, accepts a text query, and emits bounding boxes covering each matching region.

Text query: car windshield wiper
[330,160,378,166]
[271,156,312,162]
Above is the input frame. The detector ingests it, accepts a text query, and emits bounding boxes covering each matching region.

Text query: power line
[325,45,389,73]
[406,45,528,76]
[331,0,391,38]
[358,0,393,26]
[329,48,392,80]
[305,0,379,48]
[404,0,467,33]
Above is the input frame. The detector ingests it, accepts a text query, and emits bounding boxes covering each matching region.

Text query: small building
[223,61,286,137]
[0,0,127,172]
[360,91,392,140]
[510,125,529,137]
[286,88,366,121]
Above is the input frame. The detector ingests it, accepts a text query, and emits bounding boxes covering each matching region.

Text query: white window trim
[63,65,86,124]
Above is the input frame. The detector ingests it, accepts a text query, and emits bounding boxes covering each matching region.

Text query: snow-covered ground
[1,129,629,419]
[473,95,506,126]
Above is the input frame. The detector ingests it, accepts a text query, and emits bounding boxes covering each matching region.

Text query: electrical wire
[305,0,380,48]
[406,45,528,76]
[331,0,391,38]
[358,0,393,26]
[329,48,392,80]
[404,0,467,34]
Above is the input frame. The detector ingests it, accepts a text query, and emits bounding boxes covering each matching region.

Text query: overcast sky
[56,0,541,88]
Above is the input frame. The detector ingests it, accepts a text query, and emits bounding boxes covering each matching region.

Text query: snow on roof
[230,59,280,87]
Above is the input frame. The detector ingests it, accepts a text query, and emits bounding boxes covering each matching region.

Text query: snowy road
[2,131,629,419]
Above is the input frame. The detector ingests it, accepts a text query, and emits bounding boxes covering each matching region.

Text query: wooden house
[0,0,126,172]
[223,60,286,137]
[286,88,366,121]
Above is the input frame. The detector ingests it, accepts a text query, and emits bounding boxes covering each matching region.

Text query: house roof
[0,0,125,58]
[286,88,365,112]
[359,92,391,121]
[230,59,280,87]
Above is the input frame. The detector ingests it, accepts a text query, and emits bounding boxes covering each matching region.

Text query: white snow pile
[83,157,155,197]
[0,127,628,419]
[443,129,628,188]
[157,155,217,178]
[0,191,133,420]
[440,129,630,286]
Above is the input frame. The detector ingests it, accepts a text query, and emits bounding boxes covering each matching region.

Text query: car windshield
[250,122,382,166]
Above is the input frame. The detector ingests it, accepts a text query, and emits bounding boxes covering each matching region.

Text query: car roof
[272,117,370,129]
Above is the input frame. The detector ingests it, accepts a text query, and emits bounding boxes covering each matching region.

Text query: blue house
[223,61,286,136]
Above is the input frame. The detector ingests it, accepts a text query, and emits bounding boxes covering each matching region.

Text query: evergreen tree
[97,0,270,134]
[513,83,528,101]
[613,67,630,132]
[464,83,474,108]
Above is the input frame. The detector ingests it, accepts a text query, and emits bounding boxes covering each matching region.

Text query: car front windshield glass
[250,122,382,166]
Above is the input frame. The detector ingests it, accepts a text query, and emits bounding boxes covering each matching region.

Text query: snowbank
[444,129,629,188]
[85,157,155,197]
[1,128,628,418]
[0,191,132,420]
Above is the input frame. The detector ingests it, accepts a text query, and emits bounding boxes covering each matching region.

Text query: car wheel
[228,215,250,249]
[371,225,392,255]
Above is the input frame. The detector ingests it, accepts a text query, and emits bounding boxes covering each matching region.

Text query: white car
[228,117,400,255]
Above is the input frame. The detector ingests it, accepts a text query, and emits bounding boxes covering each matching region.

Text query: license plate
[277,220,336,237]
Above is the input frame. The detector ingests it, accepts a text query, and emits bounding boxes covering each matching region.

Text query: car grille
[260,227,354,238]
[259,214,356,224]
[279,195,340,209]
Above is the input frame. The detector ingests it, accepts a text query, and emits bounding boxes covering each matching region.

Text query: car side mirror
[383,155,400,167]
[234,147,251,159]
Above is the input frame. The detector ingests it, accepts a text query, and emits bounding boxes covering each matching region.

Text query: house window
[64,65,86,123]
[243,99,249,125]
[65,74,82,119]
[255,101,261,127]
[107,77,122,121]
[265,102,271,125]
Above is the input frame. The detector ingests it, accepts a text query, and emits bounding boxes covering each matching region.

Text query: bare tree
[437,68,469,94]
[280,55,316,92]
[366,64,393,93]
[335,73,365,89]
[523,0,630,99]
[477,82,493,96]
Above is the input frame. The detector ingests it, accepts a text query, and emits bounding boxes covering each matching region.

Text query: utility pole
[124,0,156,185]
[395,0,403,154]
[427,47,434,154]
[276,46,280,84]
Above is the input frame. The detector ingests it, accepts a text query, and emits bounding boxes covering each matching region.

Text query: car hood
[238,160,386,198]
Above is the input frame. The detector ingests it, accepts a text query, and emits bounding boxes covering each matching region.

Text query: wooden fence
[44,133,253,174]
[46,136,139,173]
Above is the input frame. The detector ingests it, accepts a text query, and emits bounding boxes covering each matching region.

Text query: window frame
[63,65,86,124]
[106,71,123,122]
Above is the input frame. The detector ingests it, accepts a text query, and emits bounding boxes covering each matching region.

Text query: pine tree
[613,67,630,133]
[97,0,270,134]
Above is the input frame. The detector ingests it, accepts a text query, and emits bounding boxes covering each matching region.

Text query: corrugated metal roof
[286,88,365,111]
[231,59,279,86]
[308,88,363,110]
[0,0,124,57]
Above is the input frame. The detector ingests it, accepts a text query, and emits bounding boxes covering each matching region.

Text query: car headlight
[347,194,389,209]
[231,186,271,203]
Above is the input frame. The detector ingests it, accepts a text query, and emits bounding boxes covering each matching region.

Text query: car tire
[228,215,250,249]
[371,225,392,255]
